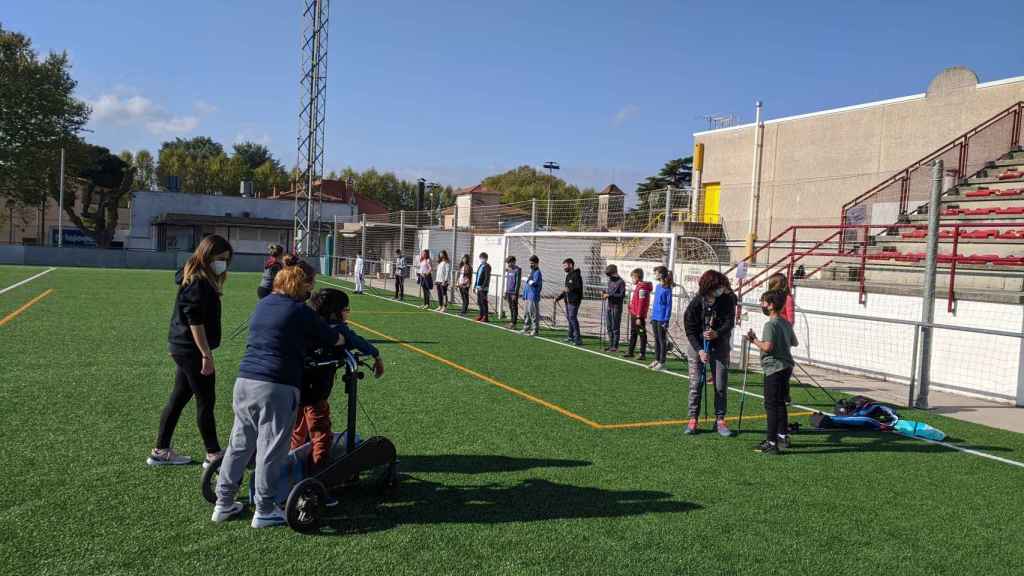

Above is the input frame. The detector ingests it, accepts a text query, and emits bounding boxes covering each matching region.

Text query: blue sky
[7,0,1023,192]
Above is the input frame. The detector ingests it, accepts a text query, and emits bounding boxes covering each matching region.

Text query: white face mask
[212,260,228,275]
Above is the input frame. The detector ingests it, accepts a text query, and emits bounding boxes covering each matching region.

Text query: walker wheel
[286,478,327,534]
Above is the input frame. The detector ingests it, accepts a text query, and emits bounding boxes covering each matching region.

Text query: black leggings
[436,283,448,308]
[764,367,793,442]
[156,353,220,453]
[505,294,519,325]
[459,286,471,314]
[628,314,647,356]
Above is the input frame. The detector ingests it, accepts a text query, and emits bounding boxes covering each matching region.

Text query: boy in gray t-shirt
[746,290,798,454]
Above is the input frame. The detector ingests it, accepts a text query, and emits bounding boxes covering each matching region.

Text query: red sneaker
[684,418,698,435]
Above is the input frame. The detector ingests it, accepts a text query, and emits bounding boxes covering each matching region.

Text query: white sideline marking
[319,277,1024,470]
[0,267,56,296]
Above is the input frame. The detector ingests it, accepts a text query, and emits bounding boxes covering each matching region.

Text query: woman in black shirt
[148,234,233,468]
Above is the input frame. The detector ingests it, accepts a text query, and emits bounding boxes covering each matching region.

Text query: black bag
[834,395,875,416]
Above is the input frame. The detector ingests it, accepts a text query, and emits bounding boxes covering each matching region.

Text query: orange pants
[290,400,332,472]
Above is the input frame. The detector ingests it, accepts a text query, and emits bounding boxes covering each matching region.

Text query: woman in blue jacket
[211,257,344,529]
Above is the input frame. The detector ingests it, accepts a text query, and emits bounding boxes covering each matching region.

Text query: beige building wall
[694,67,1024,262]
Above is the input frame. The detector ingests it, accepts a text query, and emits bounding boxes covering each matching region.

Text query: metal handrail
[840,101,1024,218]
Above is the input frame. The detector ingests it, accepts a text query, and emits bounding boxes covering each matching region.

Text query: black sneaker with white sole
[754,440,780,455]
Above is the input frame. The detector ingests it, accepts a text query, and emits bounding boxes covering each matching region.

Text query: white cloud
[194,99,217,115]
[87,89,201,136]
[612,104,640,127]
[234,130,272,146]
[147,116,200,135]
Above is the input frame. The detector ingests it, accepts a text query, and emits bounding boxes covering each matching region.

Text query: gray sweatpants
[686,342,730,418]
[522,299,540,334]
[215,377,299,514]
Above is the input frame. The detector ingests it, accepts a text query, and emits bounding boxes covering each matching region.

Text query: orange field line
[348,320,603,429]
[0,289,54,327]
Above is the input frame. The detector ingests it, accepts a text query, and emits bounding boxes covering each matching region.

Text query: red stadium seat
[997,229,1024,240]
[997,206,1024,215]
[965,189,992,197]
[998,170,1023,180]
[942,208,961,216]
[994,256,1024,266]
[995,188,1022,197]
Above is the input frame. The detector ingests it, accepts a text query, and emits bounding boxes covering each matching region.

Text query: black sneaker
[754,440,780,455]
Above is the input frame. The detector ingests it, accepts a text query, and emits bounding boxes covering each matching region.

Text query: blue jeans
[566,303,581,343]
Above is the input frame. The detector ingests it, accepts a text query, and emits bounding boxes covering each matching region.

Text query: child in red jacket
[623,268,653,361]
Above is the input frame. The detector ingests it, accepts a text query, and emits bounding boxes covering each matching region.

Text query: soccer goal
[500,231,722,344]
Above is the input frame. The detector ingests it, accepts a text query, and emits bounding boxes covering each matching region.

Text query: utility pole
[916,160,943,410]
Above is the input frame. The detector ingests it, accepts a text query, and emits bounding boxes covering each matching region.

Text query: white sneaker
[647,361,659,369]
[147,448,192,466]
[202,451,223,470]
[651,362,665,371]
[251,506,287,528]
[211,501,245,522]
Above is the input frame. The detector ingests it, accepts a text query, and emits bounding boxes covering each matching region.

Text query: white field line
[318,277,1024,469]
[0,267,56,296]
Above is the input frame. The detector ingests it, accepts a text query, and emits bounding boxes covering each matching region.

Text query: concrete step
[797,277,1024,305]
[939,196,1024,209]
[828,257,1024,291]
[910,212,1024,222]
[874,238,1024,257]
[957,178,1024,192]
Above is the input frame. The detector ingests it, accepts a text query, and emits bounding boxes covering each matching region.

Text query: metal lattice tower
[294,0,329,256]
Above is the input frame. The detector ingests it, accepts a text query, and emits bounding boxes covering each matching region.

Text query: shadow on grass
[366,339,439,345]
[783,430,1014,455]
[318,454,699,535]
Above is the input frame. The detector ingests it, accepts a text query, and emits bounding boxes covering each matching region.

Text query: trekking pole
[794,360,838,404]
[737,338,752,435]
[228,318,249,341]
[701,338,710,425]
[790,374,820,402]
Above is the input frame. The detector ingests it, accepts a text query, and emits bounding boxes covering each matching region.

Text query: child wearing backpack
[291,288,384,474]
[747,290,798,454]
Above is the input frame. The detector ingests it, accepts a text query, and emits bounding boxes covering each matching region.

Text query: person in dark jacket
[212,258,346,528]
[150,234,233,468]
[602,264,626,352]
[554,258,583,345]
[291,288,384,474]
[257,244,284,299]
[682,269,737,437]
[474,252,492,322]
[503,256,523,329]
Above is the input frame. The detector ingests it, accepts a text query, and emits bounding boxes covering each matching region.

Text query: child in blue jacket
[650,265,673,371]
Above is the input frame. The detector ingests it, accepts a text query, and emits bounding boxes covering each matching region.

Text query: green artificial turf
[1,266,1022,576]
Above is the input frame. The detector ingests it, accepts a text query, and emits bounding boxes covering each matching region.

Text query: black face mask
[761,305,771,316]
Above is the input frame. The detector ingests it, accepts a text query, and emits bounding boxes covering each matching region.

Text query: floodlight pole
[543,161,559,229]
[57,146,65,248]
[745,100,764,262]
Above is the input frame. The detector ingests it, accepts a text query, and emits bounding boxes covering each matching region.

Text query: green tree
[156,136,226,194]
[133,149,156,190]
[55,140,135,248]
[632,156,693,216]
[232,142,278,172]
[0,23,90,205]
